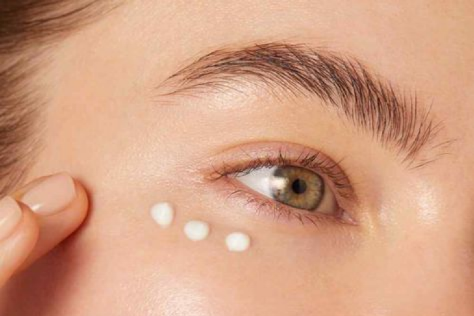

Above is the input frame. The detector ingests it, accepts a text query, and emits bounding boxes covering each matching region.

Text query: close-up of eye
[208,144,356,226]
[1,1,472,315]
[235,165,337,214]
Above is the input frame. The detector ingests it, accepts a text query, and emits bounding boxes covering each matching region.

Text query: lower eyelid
[199,141,359,228]
[219,176,355,228]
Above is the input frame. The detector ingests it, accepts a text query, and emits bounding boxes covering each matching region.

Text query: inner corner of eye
[230,165,354,223]
[234,165,325,207]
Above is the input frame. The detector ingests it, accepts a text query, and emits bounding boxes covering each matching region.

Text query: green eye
[235,165,337,213]
[271,166,324,210]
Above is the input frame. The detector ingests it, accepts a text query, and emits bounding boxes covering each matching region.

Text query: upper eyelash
[209,147,356,202]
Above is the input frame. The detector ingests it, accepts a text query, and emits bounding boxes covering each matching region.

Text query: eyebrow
[157,42,449,168]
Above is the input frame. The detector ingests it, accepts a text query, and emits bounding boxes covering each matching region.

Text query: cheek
[5,180,473,316]
[40,185,353,315]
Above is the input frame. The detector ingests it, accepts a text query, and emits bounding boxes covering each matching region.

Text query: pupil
[291,178,307,194]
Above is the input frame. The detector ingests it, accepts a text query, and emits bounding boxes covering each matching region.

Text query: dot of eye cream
[150,202,174,228]
[184,220,210,241]
[225,232,251,252]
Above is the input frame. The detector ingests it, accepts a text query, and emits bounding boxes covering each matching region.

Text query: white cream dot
[225,232,251,252]
[150,202,174,228]
[184,220,210,241]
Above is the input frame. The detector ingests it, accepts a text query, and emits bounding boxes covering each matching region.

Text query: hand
[0,173,88,287]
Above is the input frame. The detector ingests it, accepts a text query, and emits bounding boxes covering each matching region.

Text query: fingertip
[67,178,90,228]
[0,201,39,285]
[15,204,41,249]
[17,176,90,269]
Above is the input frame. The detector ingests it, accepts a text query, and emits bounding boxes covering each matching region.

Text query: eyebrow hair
[157,42,449,168]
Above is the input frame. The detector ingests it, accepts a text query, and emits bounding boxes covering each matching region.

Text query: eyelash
[208,146,357,227]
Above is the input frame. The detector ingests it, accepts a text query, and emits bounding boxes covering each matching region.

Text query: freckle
[225,232,251,252]
[184,220,210,241]
[150,202,174,228]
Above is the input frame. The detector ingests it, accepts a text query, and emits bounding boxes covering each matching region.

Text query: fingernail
[0,196,22,241]
[21,173,76,216]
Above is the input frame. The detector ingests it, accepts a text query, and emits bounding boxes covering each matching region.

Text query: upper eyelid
[203,142,358,204]
[219,164,358,227]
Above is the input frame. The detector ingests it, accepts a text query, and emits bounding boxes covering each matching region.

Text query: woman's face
[3,1,474,315]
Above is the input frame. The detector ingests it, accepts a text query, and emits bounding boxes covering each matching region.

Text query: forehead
[105,0,473,136]
[112,1,472,98]
[50,0,474,166]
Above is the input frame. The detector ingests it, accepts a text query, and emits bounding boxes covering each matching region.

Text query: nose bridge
[420,210,474,312]
[370,172,474,314]
[406,229,474,314]
[363,226,474,315]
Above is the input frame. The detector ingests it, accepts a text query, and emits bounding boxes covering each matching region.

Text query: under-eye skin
[206,142,357,227]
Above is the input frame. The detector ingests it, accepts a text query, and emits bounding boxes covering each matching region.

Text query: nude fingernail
[0,196,22,241]
[21,173,76,216]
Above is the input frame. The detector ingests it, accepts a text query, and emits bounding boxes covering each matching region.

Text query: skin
[1,0,474,315]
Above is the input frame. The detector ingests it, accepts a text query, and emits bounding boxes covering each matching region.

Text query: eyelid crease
[207,144,357,205]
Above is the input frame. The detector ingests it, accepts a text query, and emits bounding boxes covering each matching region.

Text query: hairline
[0,0,119,195]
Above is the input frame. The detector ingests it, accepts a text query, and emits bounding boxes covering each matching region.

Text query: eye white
[234,165,338,214]
[235,166,285,199]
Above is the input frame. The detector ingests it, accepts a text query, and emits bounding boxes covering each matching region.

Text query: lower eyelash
[223,177,351,228]
[204,143,358,227]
